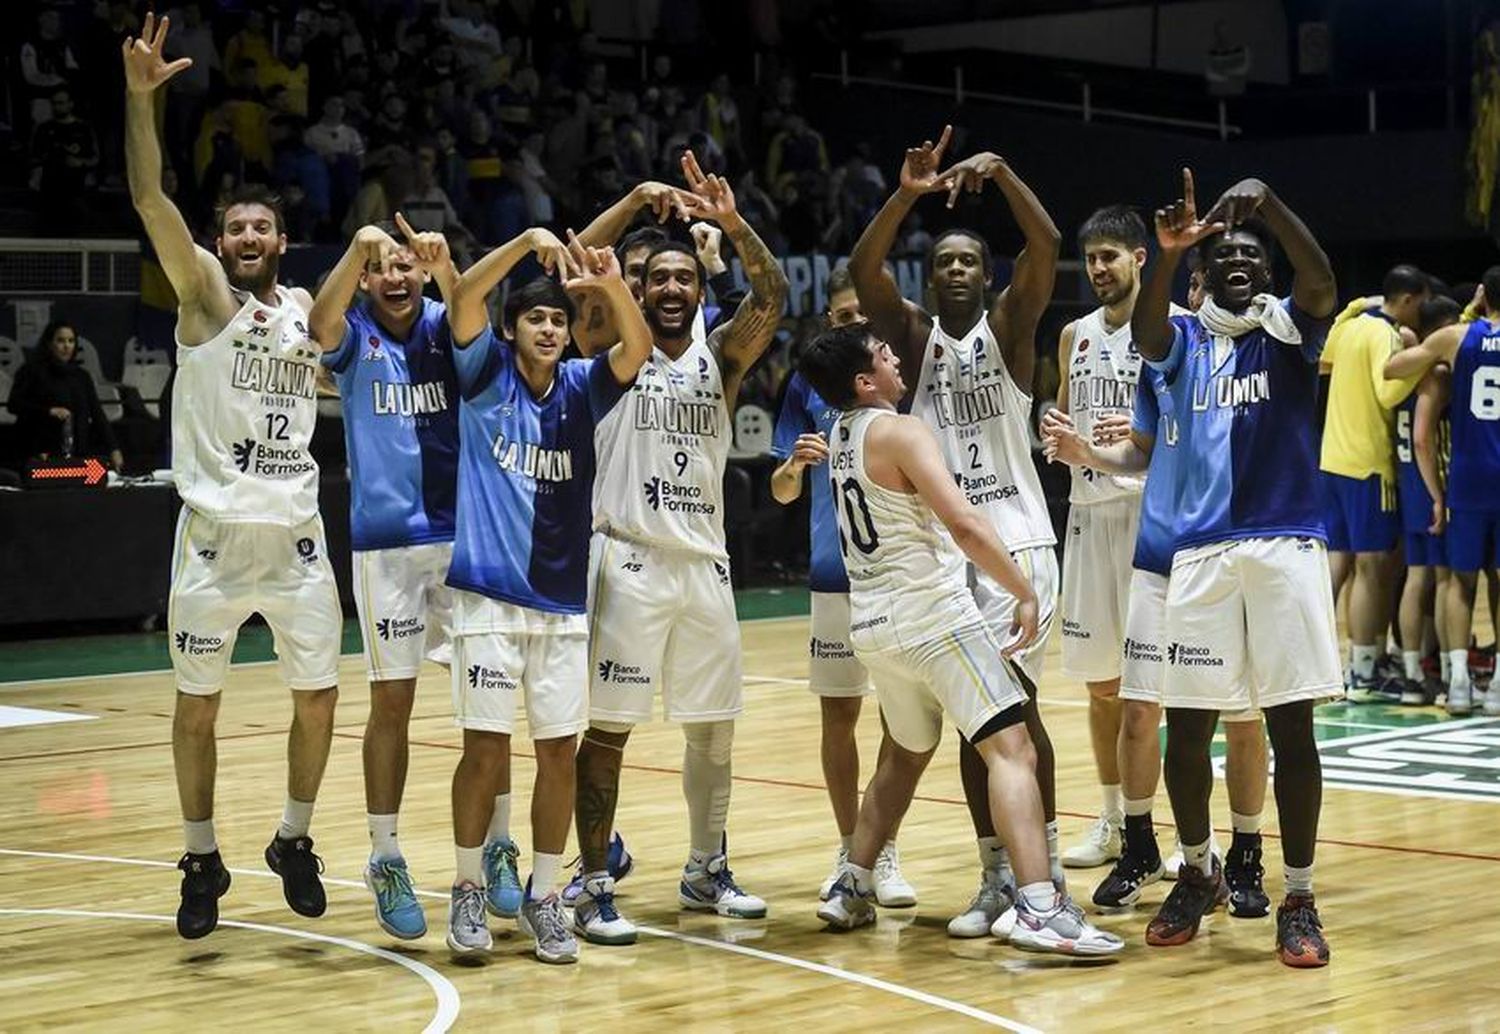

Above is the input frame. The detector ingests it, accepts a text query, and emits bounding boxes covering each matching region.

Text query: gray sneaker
[946,866,1015,938]
[446,881,492,956]
[1009,892,1125,956]
[518,890,579,964]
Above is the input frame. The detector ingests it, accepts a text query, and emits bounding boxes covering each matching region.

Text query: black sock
[1229,830,1261,857]
[1123,813,1160,864]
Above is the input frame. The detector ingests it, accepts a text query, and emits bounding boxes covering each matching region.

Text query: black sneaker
[265,834,327,917]
[1398,677,1430,706]
[177,850,231,940]
[1145,855,1226,946]
[1092,850,1165,910]
[1347,673,1404,704]
[1224,836,1270,918]
[1276,894,1330,967]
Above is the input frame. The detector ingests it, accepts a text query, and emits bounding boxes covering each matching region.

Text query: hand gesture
[789,432,830,470]
[1040,408,1090,467]
[1154,168,1226,255]
[1203,178,1270,228]
[681,151,737,223]
[899,125,953,197]
[122,12,193,95]
[394,212,450,271]
[561,230,621,292]
[1429,497,1447,536]
[941,151,1006,209]
[526,228,576,279]
[1091,412,1134,446]
[1003,595,1039,658]
[690,221,723,265]
[353,223,400,271]
[638,181,698,223]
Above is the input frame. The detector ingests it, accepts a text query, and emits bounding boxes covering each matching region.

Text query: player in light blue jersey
[1132,169,1338,968]
[310,214,459,941]
[440,229,652,963]
[1386,267,1500,717]
[770,265,914,906]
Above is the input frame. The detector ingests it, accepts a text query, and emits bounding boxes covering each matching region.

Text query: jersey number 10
[835,477,880,557]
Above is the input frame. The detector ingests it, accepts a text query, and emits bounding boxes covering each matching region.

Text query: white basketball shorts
[450,592,589,740]
[970,544,1058,687]
[809,591,871,697]
[352,542,455,682]
[1060,496,1139,682]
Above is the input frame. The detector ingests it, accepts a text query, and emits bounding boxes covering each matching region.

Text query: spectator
[896,210,933,258]
[29,87,99,231]
[7,321,122,472]
[402,142,472,242]
[163,3,220,155]
[613,91,655,180]
[204,59,274,176]
[734,170,787,253]
[305,95,365,215]
[510,130,557,225]
[263,33,311,119]
[697,73,744,168]
[442,0,503,69]
[583,60,609,104]
[765,112,829,201]
[271,115,331,236]
[432,125,470,210]
[224,10,274,86]
[303,4,346,113]
[19,8,79,127]
[368,94,412,154]
[547,92,592,190]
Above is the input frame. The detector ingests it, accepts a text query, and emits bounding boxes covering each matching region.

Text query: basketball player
[770,264,915,906]
[1133,169,1339,967]
[571,152,788,945]
[441,230,653,961]
[125,14,340,939]
[307,216,463,940]
[800,324,1121,957]
[1385,268,1500,717]
[849,126,1065,936]
[1320,266,1430,702]
[1391,296,1461,705]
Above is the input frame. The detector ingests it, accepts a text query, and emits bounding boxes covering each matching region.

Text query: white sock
[977,835,1006,871]
[529,851,563,899]
[1284,863,1314,896]
[368,813,400,861]
[1230,810,1262,835]
[1123,796,1154,817]
[277,797,315,840]
[1101,783,1124,823]
[456,844,484,887]
[847,862,874,894]
[1402,650,1422,681]
[839,834,853,853]
[1441,651,1452,684]
[184,818,217,855]
[1351,644,1378,680]
[1045,819,1060,863]
[687,847,712,870]
[487,793,511,844]
[1019,880,1057,912]
[1449,649,1471,689]
[1184,838,1214,877]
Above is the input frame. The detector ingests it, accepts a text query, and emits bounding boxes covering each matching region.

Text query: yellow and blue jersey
[1450,317,1500,513]
[1318,298,1423,484]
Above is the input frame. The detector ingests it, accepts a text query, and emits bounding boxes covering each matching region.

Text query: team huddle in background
[124,15,1498,975]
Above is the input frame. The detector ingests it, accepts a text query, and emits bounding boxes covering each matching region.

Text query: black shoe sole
[1228,894,1271,919]
[178,869,231,939]
[265,843,327,918]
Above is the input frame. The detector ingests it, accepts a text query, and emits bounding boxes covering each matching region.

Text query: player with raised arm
[125,13,339,939]
[848,125,1066,938]
[571,152,788,946]
[800,324,1121,957]
[1132,169,1339,967]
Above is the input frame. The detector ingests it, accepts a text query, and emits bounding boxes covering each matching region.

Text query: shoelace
[283,839,325,876]
[531,898,569,940]
[373,861,415,911]
[457,886,487,931]
[874,848,899,881]
[1086,814,1114,847]
[709,862,746,897]
[1281,901,1322,940]
[1226,849,1264,887]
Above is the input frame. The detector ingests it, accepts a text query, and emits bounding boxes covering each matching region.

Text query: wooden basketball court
[2,603,1498,1031]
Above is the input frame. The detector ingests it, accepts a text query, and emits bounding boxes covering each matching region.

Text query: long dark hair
[32,320,78,368]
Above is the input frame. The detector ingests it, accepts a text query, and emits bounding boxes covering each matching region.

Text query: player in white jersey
[848,125,1065,937]
[125,15,339,939]
[1051,207,1151,869]
[571,152,788,944]
[800,324,1121,956]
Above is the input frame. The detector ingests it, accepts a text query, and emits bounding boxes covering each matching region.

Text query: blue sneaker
[561,832,635,905]
[482,837,524,918]
[364,857,427,940]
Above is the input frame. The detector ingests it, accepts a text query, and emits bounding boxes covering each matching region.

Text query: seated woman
[7,320,123,471]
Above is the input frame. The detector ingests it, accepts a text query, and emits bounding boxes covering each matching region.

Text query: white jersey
[1065,306,1145,505]
[172,286,320,526]
[829,407,980,652]
[910,316,1055,551]
[592,335,730,558]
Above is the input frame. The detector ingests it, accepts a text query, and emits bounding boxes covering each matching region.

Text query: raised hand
[639,181,699,223]
[353,223,400,271]
[526,227,576,279]
[899,125,954,197]
[942,151,1007,208]
[561,230,621,291]
[1202,178,1270,228]
[691,221,723,264]
[394,212,450,271]
[1154,168,1227,255]
[789,432,830,469]
[121,12,193,95]
[681,151,737,223]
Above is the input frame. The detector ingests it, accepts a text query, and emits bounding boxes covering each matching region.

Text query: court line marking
[0,848,1036,1032]
[0,905,460,1034]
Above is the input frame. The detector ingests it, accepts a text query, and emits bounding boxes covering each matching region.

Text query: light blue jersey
[1130,364,1180,576]
[772,372,848,593]
[447,328,628,613]
[1145,298,1333,553]
[323,297,459,551]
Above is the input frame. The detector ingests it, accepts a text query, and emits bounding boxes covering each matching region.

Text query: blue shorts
[1322,472,1399,553]
[1446,509,1500,572]
[1403,531,1448,569]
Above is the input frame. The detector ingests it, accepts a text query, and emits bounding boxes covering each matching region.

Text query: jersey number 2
[835,478,879,556]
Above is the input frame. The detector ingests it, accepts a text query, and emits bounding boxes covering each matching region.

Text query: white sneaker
[1485,688,1500,717]
[572,874,637,945]
[946,866,1015,938]
[1008,892,1125,956]
[816,872,876,930]
[1448,682,1474,717]
[873,843,917,908]
[680,854,767,918]
[1061,813,1122,869]
[819,847,848,901]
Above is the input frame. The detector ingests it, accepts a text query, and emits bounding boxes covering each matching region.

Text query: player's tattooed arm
[561,234,653,386]
[123,12,233,338]
[571,293,617,357]
[979,158,1061,392]
[679,151,788,406]
[310,223,399,352]
[451,228,575,347]
[849,126,951,368]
